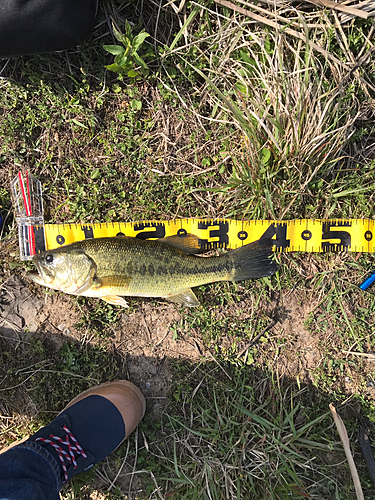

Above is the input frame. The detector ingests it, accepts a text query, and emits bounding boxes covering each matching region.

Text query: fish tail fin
[230,238,278,281]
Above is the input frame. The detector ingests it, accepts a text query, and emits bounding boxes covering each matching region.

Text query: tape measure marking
[30,218,375,255]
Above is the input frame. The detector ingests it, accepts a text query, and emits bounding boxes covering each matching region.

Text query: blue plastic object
[359,271,375,291]
[0,214,2,228]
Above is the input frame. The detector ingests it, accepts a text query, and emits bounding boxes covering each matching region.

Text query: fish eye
[46,254,54,263]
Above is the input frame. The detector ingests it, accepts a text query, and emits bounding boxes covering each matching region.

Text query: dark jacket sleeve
[0,0,98,58]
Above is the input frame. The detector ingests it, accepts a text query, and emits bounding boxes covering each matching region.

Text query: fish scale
[81,237,233,296]
[27,235,278,307]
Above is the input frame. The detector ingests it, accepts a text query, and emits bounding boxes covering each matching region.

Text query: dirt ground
[0,271,202,420]
[2,269,372,413]
[2,255,375,497]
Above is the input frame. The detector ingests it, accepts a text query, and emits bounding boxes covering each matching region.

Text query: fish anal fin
[101,295,129,307]
[159,234,202,254]
[168,288,200,307]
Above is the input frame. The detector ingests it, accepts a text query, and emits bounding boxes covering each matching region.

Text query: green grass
[2,0,375,498]
[144,362,373,499]
[0,337,126,425]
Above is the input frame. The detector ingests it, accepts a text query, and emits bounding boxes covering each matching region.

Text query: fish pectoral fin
[168,289,200,307]
[101,295,129,307]
[159,234,202,254]
[74,277,95,295]
[92,275,131,290]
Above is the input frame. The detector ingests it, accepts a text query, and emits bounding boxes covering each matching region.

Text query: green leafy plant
[104,22,154,78]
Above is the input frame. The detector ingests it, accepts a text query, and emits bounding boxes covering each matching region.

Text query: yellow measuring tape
[37,219,375,253]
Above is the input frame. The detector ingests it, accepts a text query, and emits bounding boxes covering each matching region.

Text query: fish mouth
[27,260,54,285]
[27,269,46,286]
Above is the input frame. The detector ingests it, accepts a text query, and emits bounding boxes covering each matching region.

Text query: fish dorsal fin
[159,234,202,254]
[168,288,200,307]
[101,295,129,307]
[92,275,131,290]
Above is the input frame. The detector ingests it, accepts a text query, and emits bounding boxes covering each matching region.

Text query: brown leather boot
[3,380,146,485]
[62,380,146,440]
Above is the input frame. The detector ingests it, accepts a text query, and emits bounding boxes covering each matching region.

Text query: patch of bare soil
[0,275,203,422]
[114,303,202,418]
[0,275,82,345]
[270,290,323,383]
[247,288,375,399]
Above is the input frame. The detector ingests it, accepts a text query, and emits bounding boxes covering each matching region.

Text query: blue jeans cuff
[18,440,63,491]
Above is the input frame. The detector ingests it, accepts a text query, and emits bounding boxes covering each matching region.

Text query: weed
[104,22,154,79]
[0,336,126,425]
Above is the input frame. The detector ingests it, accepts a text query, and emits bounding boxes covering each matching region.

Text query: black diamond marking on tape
[365,231,373,242]
[56,235,65,245]
[177,228,188,237]
[116,232,125,237]
[238,231,248,241]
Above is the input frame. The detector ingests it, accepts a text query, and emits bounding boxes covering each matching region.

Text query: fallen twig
[329,403,364,500]
[339,0,375,23]
[306,0,368,19]
[237,320,276,358]
[342,350,375,359]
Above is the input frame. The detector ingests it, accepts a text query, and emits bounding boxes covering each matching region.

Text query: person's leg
[0,442,61,500]
[0,380,145,500]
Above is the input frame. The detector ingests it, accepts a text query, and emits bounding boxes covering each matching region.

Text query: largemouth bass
[27,235,277,307]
